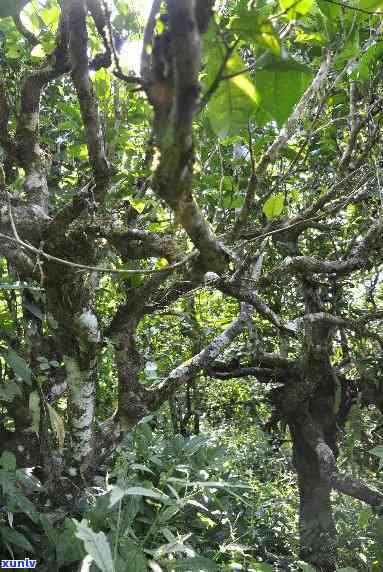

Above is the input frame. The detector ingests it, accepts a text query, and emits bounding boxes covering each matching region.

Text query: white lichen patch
[25,171,43,191]
[76,309,101,343]
[23,111,39,132]
[30,204,52,221]
[64,356,95,460]
[204,271,219,284]
[64,357,82,392]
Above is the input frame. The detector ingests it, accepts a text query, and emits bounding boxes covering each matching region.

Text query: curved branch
[297,410,383,506]
[1,213,197,276]
[269,219,383,279]
[296,312,383,345]
[140,0,162,85]
[219,279,296,334]
[152,304,251,405]
[331,473,383,506]
[13,14,39,46]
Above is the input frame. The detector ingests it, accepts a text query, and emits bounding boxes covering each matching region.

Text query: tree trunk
[45,265,101,483]
[291,277,339,570]
[291,421,337,571]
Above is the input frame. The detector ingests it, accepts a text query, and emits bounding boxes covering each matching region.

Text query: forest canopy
[0,0,383,570]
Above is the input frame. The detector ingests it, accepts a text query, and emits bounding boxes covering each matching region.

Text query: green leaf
[119,540,147,571]
[250,564,274,572]
[95,69,111,100]
[40,5,60,27]
[129,199,146,214]
[75,520,115,572]
[297,562,317,572]
[0,451,16,471]
[317,0,340,18]
[231,12,280,55]
[222,193,244,208]
[0,381,21,402]
[29,391,40,435]
[6,349,32,384]
[14,493,39,523]
[30,44,45,59]
[262,193,285,220]
[0,0,30,18]
[255,58,312,127]
[23,299,44,320]
[280,0,313,18]
[351,42,383,82]
[40,33,56,54]
[56,519,87,564]
[159,505,180,523]
[334,36,360,70]
[336,568,358,572]
[370,445,383,468]
[358,0,383,11]
[40,515,58,545]
[295,30,327,45]
[6,45,22,59]
[109,485,168,508]
[207,51,259,137]
[254,105,273,128]
[358,506,372,528]
[0,526,34,552]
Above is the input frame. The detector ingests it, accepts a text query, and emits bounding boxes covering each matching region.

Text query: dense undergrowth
[0,408,382,571]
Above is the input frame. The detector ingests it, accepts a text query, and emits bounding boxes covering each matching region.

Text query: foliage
[0,0,383,570]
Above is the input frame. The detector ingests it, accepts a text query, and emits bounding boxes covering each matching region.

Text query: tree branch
[15,6,70,211]
[152,304,251,405]
[271,218,383,277]
[295,312,383,345]
[144,0,228,273]
[13,14,39,46]
[230,51,331,239]
[0,84,18,162]
[68,0,111,197]
[219,279,296,334]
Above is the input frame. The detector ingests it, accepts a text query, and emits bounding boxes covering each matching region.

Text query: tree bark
[291,421,337,572]
[289,277,339,570]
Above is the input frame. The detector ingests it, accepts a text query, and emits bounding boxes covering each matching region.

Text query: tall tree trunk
[64,346,97,468]
[278,277,340,570]
[46,265,101,483]
[114,329,152,430]
[293,278,338,570]
[291,421,337,571]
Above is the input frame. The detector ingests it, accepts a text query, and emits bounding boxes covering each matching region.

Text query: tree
[0,0,382,569]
